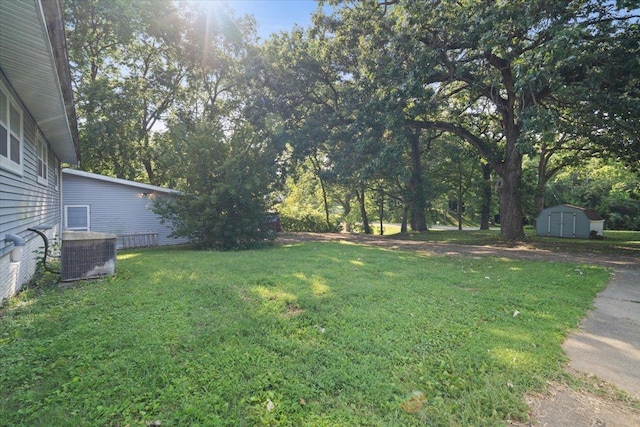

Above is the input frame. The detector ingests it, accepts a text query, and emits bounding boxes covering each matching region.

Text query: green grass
[370,223,403,235]
[0,242,611,426]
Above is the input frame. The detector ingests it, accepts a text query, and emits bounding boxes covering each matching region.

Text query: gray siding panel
[1,88,61,255]
[575,215,591,238]
[1,72,63,301]
[62,173,188,247]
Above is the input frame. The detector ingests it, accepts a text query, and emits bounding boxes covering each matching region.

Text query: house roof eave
[0,0,80,164]
[62,168,183,195]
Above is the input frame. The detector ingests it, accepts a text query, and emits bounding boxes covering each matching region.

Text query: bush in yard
[153,120,279,250]
[154,192,275,250]
[279,212,341,233]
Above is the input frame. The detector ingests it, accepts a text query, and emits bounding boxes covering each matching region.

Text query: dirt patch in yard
[513,381,640,427]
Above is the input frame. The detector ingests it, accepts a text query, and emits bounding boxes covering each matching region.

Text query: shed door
[548,211,577,238]
[548,212,562,236]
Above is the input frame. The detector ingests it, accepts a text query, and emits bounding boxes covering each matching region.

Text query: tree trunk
[401,203,410,234]
[320,177,331,228]
[457,162,463,231]
[339,193,353,232]
[535,193,545,217]
[408,131,427,231]
[356,186,371,234]
[311,155,331,228]
[535,144,554,216]
[143,157,155,185]
[535,147,548,216]
[480,163,492,230]
[377,187,384,235]
[493,67,525,240]
[496,159,525,240]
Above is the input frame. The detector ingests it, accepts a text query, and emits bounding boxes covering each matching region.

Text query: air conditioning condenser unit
[61,231,117,281]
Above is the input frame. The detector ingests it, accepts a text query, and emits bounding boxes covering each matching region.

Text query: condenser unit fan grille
[61,232,117,281]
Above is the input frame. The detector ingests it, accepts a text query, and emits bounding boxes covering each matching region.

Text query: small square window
[65,205,90,231]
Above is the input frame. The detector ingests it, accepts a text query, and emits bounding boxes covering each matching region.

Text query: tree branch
[406,119,499,172]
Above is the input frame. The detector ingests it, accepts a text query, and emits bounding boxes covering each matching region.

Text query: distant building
[62,169,189,249]
[536,204,604,239]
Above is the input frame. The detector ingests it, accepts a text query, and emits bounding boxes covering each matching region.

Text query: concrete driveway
[563,266,640,399]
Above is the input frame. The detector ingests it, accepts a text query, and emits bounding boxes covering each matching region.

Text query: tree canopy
[312,0,639,238]
[64,0,640,244]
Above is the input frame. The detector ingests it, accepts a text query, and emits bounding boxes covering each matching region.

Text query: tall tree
[65,0,186,183]
[153,119,279,249]
[532,134,595,214]
[149,4,283,249]
[431,137,482,230]
[255,29,365,226]
[256,18,438,233]
[322,0,639,239]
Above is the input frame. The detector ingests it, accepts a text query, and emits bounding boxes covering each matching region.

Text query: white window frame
[64,205,90,231]
[36,132,48,185]
[0,81,23,175]
[52,156,59,191]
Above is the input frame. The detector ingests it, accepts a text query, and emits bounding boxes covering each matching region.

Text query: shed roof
[0,0,80,164]
[62,169,182,195]
[552,204,604,221]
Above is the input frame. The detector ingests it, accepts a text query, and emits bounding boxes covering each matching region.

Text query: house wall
[1,72,62,302]
[536,205,594,239]
[62,173,189,248]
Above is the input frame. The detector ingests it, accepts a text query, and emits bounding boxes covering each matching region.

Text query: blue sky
[223,1,323,39]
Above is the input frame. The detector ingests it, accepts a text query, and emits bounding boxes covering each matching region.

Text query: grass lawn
[0,242,611,426]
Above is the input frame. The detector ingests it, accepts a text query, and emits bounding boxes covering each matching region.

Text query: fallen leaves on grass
[400,391,425,414]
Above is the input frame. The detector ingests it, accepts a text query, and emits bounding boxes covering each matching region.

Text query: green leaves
[152,119,278,250]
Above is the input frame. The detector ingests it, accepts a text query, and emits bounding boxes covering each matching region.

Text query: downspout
[60,166,64,233]
[4,234,25,262]
[4,234,25,246]
[27,228,61,274]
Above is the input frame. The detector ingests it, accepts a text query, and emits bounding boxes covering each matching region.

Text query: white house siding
[62,171,189,248]
[1,76,62,302]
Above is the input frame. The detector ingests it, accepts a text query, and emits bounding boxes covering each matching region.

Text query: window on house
[0,82,23,175]
[65,205,90,231]
[51,157,59,190]
[36,133,48,185]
